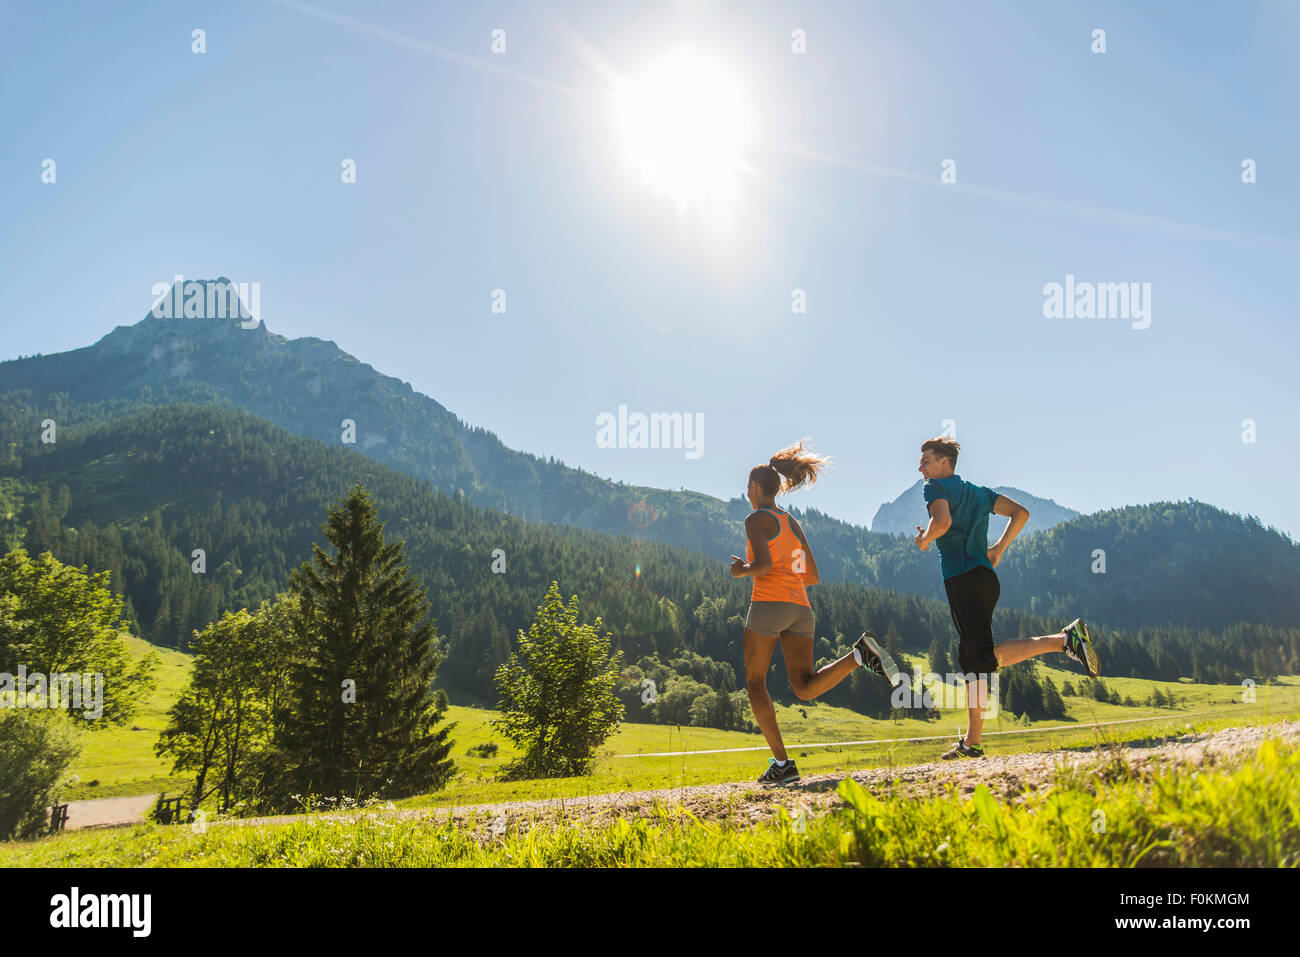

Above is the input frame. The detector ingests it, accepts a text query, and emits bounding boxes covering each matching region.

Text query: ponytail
[749,438,829,497]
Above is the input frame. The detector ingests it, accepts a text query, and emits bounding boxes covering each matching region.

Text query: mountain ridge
[5,402,1295,705]
[871,478,1083,540]
[3,279,1297,631]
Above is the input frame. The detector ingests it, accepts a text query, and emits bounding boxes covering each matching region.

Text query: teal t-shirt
[922,475,999,580]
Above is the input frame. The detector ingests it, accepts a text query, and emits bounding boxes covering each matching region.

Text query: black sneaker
[1062,618,1100,677]
[854,631,900,685]
[940,736,985,760]
[757,757,800,786]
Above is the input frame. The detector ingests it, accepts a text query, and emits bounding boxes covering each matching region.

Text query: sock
[775,758,788,766]
[853,647,863,666]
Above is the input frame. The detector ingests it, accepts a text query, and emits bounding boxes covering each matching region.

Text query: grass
[394,700,1300,811]
[8,732,1298,867]
[62,636,1300,813]
[56,635,196,802]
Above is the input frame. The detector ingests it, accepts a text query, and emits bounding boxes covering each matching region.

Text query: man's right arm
[915,497,952,550]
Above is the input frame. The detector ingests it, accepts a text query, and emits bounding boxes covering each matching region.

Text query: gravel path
[59,794,158,831]
[217,720,1300,839]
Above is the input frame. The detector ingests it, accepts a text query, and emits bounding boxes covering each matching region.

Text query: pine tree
[883,623,904,659]
[927,638,952,676]
[1154,647,1180,681]
[275,484,455,804]
[1041,675,1067,719]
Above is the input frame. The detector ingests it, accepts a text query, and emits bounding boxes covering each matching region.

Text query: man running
[732,439,899,787]
[913,436,1099,760]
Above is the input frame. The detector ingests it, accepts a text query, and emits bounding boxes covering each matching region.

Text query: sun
[613,51,752,208]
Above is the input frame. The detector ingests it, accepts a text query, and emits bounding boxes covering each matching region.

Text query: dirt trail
[60,794,158,830]
[219,720,1300,839]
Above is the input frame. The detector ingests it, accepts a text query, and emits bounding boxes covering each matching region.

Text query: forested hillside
[2,405,1296,721]
[0,284,750,556]
[4,292,1297,633]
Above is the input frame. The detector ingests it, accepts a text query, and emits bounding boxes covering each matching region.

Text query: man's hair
[921,436,960,466]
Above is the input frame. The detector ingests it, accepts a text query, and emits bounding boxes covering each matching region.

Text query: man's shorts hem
[957,643,999,675]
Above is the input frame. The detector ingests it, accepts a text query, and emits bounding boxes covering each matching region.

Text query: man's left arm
[988,492,1030,566]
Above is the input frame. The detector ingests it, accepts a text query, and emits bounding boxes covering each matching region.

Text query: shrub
[0,710,82,840]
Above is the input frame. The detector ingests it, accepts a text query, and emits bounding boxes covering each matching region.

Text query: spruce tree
[927,638,952,676]
[1041,675,1067,719]
[276,484,455,804]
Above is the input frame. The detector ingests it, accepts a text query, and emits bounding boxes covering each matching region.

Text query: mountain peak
[94,277,269,355]
[871,478,1082,538]
[142,276,261,327]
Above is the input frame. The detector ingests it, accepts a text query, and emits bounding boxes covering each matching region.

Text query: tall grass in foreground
[6,736,1298,868]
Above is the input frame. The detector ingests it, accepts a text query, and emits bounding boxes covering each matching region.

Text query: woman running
[730,439,899,786]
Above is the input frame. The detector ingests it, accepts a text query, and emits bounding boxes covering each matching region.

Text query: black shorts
[943,565,1000,675]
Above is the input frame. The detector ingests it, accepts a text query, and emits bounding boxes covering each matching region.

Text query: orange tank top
[747,506,810,606]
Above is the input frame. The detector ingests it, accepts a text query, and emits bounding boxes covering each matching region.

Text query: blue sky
[2,0,1297,537]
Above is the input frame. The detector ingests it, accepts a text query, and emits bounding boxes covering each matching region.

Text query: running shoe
[940,736,986,760]
[854,630,901,686]
[757,757,801,786]
[1062,618,1100,677]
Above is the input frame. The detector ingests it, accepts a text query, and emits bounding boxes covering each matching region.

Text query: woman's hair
[749,439,829,498]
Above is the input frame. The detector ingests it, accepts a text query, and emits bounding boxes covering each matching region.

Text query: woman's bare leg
[779,632,858,700]
[744,629,787,760]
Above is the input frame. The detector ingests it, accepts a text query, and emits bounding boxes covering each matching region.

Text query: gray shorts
[745,601,815,639]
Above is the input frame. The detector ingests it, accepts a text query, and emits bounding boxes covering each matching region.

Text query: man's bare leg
[961,632,1066,745]
[994,631,1065,668]
[965,675,990,745]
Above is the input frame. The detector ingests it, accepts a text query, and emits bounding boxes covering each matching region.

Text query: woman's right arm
[732,512,774,578]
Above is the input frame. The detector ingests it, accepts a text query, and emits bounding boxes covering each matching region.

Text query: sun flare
[613,51,752,207]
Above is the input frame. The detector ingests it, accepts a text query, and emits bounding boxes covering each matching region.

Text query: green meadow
[57,635,195,801]
[9,731,1299,868]
[51,637,1300,810]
